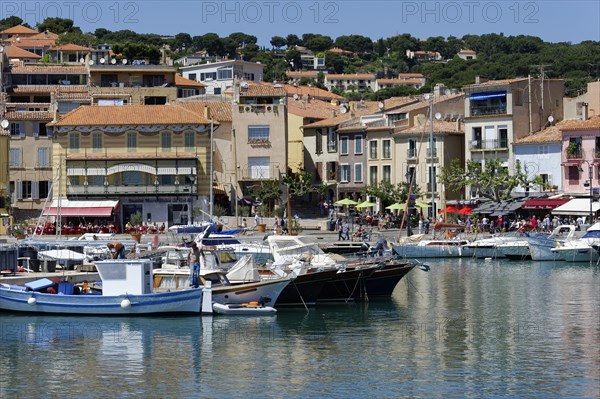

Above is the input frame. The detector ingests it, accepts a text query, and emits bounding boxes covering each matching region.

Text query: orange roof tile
[460,49,476,54]
[50,104,214,127]
[1,25,38,35]
[463,78,529,89]
[29,31,59,40]
[326,73,376,80]
[377,79,423,85]
[48,43,93,51]
[178,101,232,122]
[5,111,53,121]
[10,64,88,74]
[286,71,319,78]
[4,45,41,59]
[395,120,464,134]
[284,84,344,100]
[241,82,286,97]
[302,102,381,128]
[515,122,565,144]
[398,73,425,78]
[559,116,600,130]
[175,74,207,88]
[8,37,56,48]
[288,100,337,119]
[327,47,353,54]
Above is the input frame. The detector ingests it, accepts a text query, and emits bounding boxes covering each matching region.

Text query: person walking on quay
[343,220,350,241]
[107,241,126,259]
[337,218,345,240]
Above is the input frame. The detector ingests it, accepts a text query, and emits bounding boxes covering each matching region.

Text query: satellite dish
[1,120,9,129]
[0,46,4,53]
[548,115,555,123]
[111,58,117,64]
[79,58,84,63]
[88,60,95,65]
[339,104,348,114]
[293,94,299,100]
[122,59,128,64]
[100,58,106,64]
[435,112,442,120]
[423,93,430,101]
[378,101,384,110]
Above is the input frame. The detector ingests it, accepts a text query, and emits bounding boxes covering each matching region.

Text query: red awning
[43,207,115,217]
[520,198,571,210]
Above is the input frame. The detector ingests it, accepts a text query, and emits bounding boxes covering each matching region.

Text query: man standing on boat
[107,241,126,259]
[188,242,203,288]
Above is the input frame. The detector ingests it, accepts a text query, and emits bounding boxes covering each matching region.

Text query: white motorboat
[550,222,600,262]
[497,240,532,260]
[392,238,469,258]
[461,233,522,259]
[527,224,581,261]
[0,259,209,315]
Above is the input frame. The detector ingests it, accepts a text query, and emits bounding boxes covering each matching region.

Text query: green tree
[334,34,373,54]
[0,16,24,31]
[270,36,287,50]
[286,34,302,47]
[303,34,334,53]
[285,47,302,70]
[440,158,542,203]
[37,17,81,34]
[248,180,283,216]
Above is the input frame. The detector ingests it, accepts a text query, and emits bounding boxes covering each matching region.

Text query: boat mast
[209,118,214,221]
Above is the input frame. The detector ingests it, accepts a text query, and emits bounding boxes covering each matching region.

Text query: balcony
[565,147,583,160]
[238,104,280,114]
[470,139,509,151]
[407,148,417,159]
[68,184,196,196]
[470,104,507,116]
[426,148,438,158]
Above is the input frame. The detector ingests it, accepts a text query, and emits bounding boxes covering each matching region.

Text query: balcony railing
[407,148,417,159]
[68,184,196,196]
[426,148,438,158]
[470,139,509,150]
[470,104,507,116]
[238,104,280,114]
[565,148,584,160]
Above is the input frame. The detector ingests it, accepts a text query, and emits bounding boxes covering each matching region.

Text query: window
[429,166,437,191]
[127,132,137,152]
[498,125,508,148]
[538,144,549,156]
[472,127,482,149]
[327,128,337,152]
[369,140,378,159]
[354,163,363,182]
[69,133,80,152]
[339,164,350,182]
[122,171,143,185]
[217,68,233,80]
[37,147,49,167]
[316,129,323,153]
[39,181,50,199]
[355,134,363,154]
[92,132,102,152]
[428,137,437,157]
[188,73,197,81]
[340,136,349,155]
[142,74,164,87]
[382,139,391,159]
[10,123,21,136]
[161,132,172,151]
[514,90,523,106]
[407,166,416,186]
[408,139,417,158]
[539,173,552,189]
[185,131,195,150]
[214,88,221,95]
[248,125,270,141]
[21,181,32,199]
[200,72,217,81]
[38,123,48,137]
[369,166,378,185]
[9,148,21,167]
[383,165,391,183]
[248,157,270,179]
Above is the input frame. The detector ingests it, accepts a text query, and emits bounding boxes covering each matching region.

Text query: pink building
[561,116,600,195]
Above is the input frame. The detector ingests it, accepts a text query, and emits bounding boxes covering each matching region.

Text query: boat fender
[28,297,37,305]
[121,298,132,309]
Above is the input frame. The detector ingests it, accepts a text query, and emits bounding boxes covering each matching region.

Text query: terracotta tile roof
[177,101,232,122]
[8,38,56,48]
[5,111,53,121]
[382,96,419,110]
[10,64,88,74]
[377,78,423,85]
[288,100,337,119]
[48,43,93,51]
[4,45,41,59]
[29,31,59,40]
[326,73,376,80]
[459,49,476,54]
[1,25,38,35]
[284,84,344,100]
[89,64,175,73]
[394,120,464,134]
[463,78,528,89]
[56,91,92,100]
[175,74,206,88]
[286,71,319,78]
[240,81,286,97]
[50,104,214,127]
[302,102,381,128]
[559,116,600,130]
[327,47,353,54]
[398,73,425,78]
[514,121,565,144]
[389,93,465,113]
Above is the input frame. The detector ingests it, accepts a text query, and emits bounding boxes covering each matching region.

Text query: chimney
[203,104,211,119]
[52,110,59,123]
[582,102,589,120]
[456,118,462,132]
[475,76,489,85]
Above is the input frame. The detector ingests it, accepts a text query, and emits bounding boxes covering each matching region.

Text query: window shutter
[32,181,39,200]
[19,123,25,139]
[315,162,322,181]
[16,180,23,199]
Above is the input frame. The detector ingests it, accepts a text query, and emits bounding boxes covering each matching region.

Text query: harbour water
[1,258,598,398]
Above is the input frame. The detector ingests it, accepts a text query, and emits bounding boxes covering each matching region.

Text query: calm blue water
[1,258,599,399]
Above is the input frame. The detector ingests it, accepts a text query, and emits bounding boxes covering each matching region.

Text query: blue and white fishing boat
[0,259,210,315]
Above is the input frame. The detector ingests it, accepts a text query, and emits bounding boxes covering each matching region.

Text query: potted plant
[567,141,580,157]
[129,211,143,243]
[12,224,26,239]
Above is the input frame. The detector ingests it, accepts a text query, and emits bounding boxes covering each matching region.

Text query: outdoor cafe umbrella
[458,207,473,215]
[415,199,430,208]
[356,200,376,209]
[386,203,406,211]
[439,205,458,213]
[334,198,359,206]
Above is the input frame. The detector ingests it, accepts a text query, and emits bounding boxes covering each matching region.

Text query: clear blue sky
[9,1,600,45]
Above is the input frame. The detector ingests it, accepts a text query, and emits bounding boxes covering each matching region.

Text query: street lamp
[582,161,595,225]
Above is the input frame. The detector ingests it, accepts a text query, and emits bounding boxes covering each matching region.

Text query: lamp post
[582,161,594,225]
